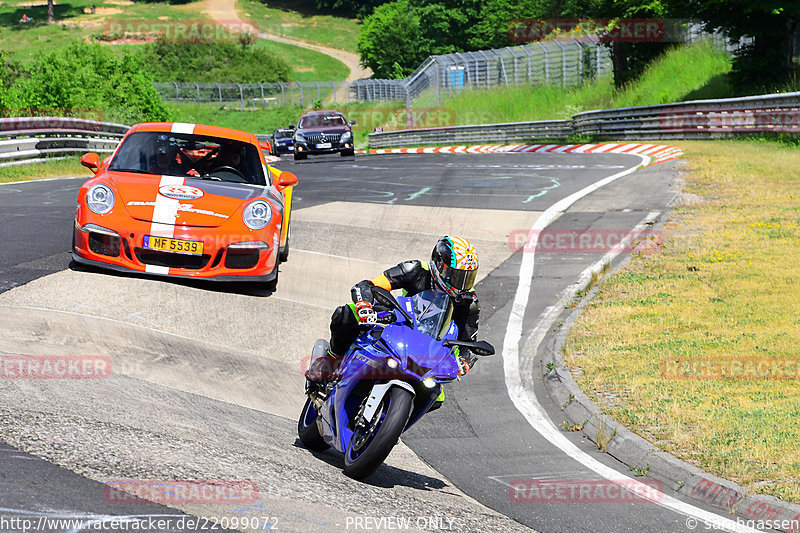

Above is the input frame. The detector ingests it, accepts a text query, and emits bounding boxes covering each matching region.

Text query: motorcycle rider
[305,236,481,394]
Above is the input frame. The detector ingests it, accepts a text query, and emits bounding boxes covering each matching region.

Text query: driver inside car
[305,236,482,407]
[150,135,190,176]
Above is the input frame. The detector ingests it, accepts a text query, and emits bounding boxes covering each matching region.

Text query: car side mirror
[349,120,356,125]
[288,125,295,130]
[81,152,100,173]
[276,170,298,188]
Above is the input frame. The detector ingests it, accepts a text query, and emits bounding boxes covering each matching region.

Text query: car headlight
[294,133,305,142]
[341,131,353,142]
[86,185,115,215]
[243,200,272,230]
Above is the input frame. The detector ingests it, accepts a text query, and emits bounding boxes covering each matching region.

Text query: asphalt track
[0,152,754,533]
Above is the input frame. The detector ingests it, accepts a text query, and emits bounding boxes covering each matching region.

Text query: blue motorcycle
[298,287,494,479]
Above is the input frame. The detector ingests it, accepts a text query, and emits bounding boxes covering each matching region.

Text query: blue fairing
[317,291,461,453]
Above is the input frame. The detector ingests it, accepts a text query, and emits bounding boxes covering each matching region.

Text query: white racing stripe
[502,154,760,533]
[170,123,195,134]
[145,176,184,275]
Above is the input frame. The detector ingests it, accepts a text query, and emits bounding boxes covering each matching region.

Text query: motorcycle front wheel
[343,387,413,480]
[298,396,330,451]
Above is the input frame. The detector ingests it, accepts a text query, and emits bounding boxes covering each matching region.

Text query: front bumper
[294,140,353,155]
[72,218,279,282]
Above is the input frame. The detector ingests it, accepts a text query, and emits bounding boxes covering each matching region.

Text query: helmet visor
[441,264,477,292]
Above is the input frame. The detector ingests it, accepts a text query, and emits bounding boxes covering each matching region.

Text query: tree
[357,1,429,77]
[47,0,54,22]
[677,0,799,91]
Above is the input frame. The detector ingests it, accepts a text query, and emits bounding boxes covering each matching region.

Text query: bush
[143,39,292,83]
[4,42,169,123]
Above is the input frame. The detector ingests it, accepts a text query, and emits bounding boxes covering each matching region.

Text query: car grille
[88,233,121,257]
[304,133,341,144]
[224,249,260,269]
[135,249,210,269]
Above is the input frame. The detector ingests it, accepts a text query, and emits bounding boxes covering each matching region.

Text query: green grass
[252,39,348,81]
[0,156,89,182]
[565,140,800,504]
[166,102,301,136]
[0,0,348,81]
[237,0,361,53]
[440,40,734,125]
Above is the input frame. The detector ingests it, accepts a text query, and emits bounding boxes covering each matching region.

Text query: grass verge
[564,139,800,503]
[0,157,89,182]
[237,0,361,53]
[439,40,734,125]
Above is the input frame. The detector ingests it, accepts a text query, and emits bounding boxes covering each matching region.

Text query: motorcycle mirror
[371,287,414,325]
[471,340,495,356]
[443,339,495,356]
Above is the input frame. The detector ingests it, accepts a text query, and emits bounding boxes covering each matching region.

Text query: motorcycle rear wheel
[343,387,413,480]
[298,396,330,451]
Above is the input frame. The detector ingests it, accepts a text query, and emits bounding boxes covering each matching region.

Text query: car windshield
[298,114,346,129]
[410,290,453,340]
[109,131,267,185]
[274,130,293,139]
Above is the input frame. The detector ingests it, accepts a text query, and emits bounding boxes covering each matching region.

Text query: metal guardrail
[367,120,572,148]
[369,92,800,147]
[0,117,128,167]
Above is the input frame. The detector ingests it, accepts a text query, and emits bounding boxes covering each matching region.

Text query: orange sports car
[72,122,298,290]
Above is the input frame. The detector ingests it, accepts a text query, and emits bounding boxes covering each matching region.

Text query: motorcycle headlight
[86,185,115,215]
[243,200,272,230]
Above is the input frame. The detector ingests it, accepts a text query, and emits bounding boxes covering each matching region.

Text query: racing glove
[355,300,378,324]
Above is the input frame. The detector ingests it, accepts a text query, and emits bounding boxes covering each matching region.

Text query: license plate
[143,235,204,255]
[316,143,332,149]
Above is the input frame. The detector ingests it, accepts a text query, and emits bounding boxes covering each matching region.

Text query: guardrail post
[347,81,351,104]
[522,45,533,85]
[553,40,567,87]
[314,81,320,101]
[194,82,200,103]
[300,83,304,107]
[405,85,412,128]
[280,83,285,108]
[173,82,179,103]
[236,83,244,110]
[258,83,265,108]
[537,42,550,85]
[217,83,222,105]
[572,39,584,85]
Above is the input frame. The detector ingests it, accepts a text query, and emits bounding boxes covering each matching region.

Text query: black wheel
[294,152,307,161]
[343,387,413,480]
[279,224,290,262]
[298,397,329,451]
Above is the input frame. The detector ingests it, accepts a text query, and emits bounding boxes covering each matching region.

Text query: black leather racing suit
[329,260,481,364]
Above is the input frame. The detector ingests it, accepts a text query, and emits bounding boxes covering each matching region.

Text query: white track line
[502,154,759,533]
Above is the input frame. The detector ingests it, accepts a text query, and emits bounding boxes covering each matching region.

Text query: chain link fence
[154,38,612,110]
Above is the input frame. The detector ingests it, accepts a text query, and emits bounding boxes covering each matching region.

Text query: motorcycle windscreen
[411,290,454,340]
